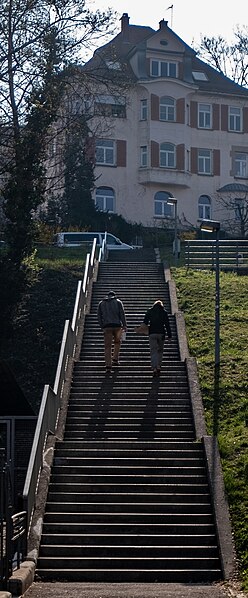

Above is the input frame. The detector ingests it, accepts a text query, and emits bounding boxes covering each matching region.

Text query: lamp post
[200,219,220,367]
[167,197,178,266]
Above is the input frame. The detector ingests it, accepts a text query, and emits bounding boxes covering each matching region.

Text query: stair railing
[99,231,108,261]
[22,238,98,549]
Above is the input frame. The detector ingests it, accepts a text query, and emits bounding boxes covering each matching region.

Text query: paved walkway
[21,581,248,598]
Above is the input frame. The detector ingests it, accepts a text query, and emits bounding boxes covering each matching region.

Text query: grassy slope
[0,247,86,413]
[173,267,248,589]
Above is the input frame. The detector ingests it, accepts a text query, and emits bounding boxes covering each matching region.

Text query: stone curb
[8,560,35,597]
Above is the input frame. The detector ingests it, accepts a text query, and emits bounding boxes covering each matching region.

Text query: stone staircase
[36,250,222,582]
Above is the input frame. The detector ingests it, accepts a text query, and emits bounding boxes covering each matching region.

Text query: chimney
[121,13,130,32]
[159,19,168,29]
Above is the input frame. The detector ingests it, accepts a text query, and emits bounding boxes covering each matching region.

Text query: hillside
[0,250,247,589]
[173,267,248,590]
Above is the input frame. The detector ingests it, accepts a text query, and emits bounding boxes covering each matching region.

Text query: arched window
[160,143,175,168]
[198,195,211,220]
[160,97,175,121]
[154,191,173,218]
[95,187,115,212]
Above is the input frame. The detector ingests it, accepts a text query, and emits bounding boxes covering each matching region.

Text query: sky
[90,0,247,48]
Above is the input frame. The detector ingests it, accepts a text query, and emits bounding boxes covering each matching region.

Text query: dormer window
[151,59,177,78]
[105,60,121,70]
[192,71,208,81]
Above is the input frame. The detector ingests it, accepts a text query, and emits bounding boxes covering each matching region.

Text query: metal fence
[0,450,27,589]
[185,239,248,272]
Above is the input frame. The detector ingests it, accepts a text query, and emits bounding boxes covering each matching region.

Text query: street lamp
[167,197,178,266]
[200,219,220,368]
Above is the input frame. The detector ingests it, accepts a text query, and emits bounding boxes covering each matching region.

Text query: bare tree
[195,27,248,87]
[216,192,248,238]
[0,0,118,335]
[0,0,118,254]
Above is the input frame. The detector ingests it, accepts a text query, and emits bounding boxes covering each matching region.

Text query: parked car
[54,232,134,250]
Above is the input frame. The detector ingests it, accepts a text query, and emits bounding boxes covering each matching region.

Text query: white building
[81,14,248,231]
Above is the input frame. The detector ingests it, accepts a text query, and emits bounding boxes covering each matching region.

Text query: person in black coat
[144,300,172,377]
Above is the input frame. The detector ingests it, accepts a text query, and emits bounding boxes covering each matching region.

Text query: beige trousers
[103,327,123,367]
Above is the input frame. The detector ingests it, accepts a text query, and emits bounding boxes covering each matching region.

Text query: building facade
[82,13,248,233]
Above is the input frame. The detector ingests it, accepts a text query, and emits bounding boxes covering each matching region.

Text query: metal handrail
[22,237,101,546]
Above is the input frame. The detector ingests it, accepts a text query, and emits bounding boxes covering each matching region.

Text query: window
[94,95,126,118]
[160,143,175,168]
[140,146,148,167]
[95,187,115,212]
[105,60,121,70]
[160,97,175,121]
[151,60,177,78]
[140,99,148,120]
[154,192,173,218]
[198,149,211,174]
[229,107,241,132]
[234,152,248,178]
[198,195,211,220]
[96,139,115,165]
[198,103,211,129]
[192,71,208,81]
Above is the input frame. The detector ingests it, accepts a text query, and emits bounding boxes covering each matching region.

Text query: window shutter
[116,140,126,166]
[212,104,220,130]
[213,149,220,176]
[178,62,184,80]
[190,147,198,173]
[190,101,197,128]
[176,144,185,170]
[151,94,159,120]
[221,105,228,131]
[151,141,159,167]
[85,137,95,164]
[176,98,185,124]
[243,107,248,133]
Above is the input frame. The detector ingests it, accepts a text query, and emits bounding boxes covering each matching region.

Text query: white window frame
[234,152,248,178]
[154,192,173,218]
[140,99,148,120]
[160,143,176,168]
[160,97,175,121]
[198,149,212,174]
[229,106,241,132]
[140,146,148,167]
[198,195,211,220]
[95,187,115,212]
[96,139,115,166]
[151,60,177,78]
[198,103,211,129]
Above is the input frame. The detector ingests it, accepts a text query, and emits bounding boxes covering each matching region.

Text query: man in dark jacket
[97,291,127,372]
[144,300,172,377]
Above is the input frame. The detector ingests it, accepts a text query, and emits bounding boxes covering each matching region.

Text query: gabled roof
[88,15,248,97]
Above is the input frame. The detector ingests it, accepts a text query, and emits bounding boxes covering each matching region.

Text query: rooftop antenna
[166,4,174,28]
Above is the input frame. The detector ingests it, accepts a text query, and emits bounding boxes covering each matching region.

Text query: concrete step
[45,501,212,514]
[47,481,209,494]
[36,258,222,583]
[39,544,219,557]
[41,522,217,535]
[37,555,220,569]
[40,532,217,547]
[35,568,221,582]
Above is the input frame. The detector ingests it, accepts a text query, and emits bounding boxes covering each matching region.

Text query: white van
[54,231,134,250]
